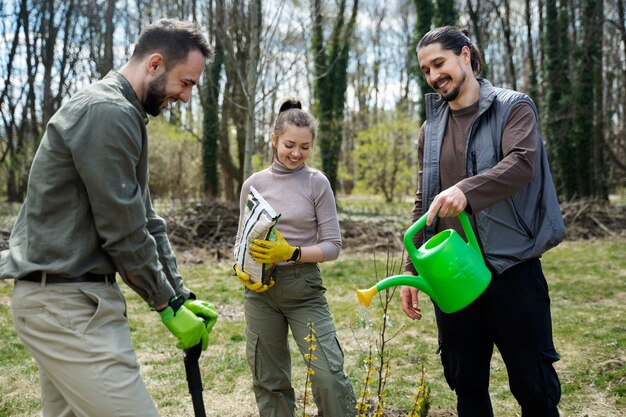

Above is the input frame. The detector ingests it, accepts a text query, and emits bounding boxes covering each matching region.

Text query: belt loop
[41,272,47,287]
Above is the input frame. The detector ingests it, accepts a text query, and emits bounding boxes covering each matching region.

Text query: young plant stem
[356,347,373,416]
[302,321,317,417]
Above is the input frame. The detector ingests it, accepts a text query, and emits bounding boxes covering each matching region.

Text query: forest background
[0,0,625,416]
[1,0,624,203]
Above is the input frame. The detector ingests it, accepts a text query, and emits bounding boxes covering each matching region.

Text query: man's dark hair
[131,19,213,69]
[418,26,484,76]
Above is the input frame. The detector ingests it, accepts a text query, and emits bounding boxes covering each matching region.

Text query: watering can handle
[403,211,485,262]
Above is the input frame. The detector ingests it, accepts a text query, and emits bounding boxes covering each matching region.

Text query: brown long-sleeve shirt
[405,101,538,274]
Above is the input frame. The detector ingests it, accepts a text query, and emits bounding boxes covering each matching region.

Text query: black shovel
[183,343,206,417]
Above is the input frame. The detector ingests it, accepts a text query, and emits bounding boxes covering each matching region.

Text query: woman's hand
[233,264,274,292]
[250,230,301,264]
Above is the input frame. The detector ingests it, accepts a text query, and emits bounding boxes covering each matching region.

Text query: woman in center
[234,97,356,417]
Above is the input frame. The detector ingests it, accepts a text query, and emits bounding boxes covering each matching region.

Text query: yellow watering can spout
[356,286,378,307]
[356,275,433,307]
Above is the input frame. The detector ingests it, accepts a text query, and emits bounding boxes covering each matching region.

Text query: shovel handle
[183,343,207,417]
[183,343,203,364]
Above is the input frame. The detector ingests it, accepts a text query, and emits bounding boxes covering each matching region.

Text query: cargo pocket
[316,331,345,373]
[538,347,561,407]
[246,327,261,380]
[438,342,457,390]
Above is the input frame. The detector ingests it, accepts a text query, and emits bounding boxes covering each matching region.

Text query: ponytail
[418,26,484,76]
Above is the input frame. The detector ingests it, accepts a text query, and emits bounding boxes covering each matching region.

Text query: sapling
[302,321,317,417]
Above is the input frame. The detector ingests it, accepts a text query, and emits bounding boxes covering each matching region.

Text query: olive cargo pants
[244,263,356,417]
[11,279,160,417]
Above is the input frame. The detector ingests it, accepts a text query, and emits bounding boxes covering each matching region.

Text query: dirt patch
[428,410,457,417]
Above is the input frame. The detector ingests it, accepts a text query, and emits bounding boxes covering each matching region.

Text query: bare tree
[487,0,516,89]
[524,0,539,100]
[243,0,261,180]
[311,0,359,193]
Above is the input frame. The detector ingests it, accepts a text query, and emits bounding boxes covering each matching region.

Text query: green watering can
[356,211,491,313]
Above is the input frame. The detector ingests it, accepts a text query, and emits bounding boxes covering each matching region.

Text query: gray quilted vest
[422,79,565,274]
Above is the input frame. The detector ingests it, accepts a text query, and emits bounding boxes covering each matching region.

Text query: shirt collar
[270,158,306,174]
[105,70,149,125]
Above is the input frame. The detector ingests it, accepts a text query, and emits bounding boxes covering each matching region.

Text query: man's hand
[250,230,301,264]
[401,284,422,320]
[159,296,209,350]
[233,264,274,292]
[427,185,468,226]
[184,298,219,334]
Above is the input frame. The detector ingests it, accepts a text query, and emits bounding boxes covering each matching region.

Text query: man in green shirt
[0,19,218,417]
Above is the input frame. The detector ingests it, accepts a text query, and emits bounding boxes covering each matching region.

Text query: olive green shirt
[0,71,188,308]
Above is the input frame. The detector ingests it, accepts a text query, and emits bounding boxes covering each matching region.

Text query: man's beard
[439,71,466,102]
[143,73,168,117]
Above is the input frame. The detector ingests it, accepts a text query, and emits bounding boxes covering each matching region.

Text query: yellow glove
[250,230,301,264]
[233,264,275,292]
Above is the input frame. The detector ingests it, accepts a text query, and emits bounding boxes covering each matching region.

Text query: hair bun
[278,97,302,113]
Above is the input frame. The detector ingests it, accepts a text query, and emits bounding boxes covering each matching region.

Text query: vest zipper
[471,151,478,175]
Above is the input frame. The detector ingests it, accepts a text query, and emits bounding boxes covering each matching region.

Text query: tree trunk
[42,1,58,127]
[102,0,116,76]
[466,0,489,78]
[543,0,574,198]
[412,0,435,124]
[243,0,261,180]
[490,0,516,89]
[434,0,458,26]
[590,0,606,199]
[202,0,225,197]
[312,0,359,194]
[525,0,539,101]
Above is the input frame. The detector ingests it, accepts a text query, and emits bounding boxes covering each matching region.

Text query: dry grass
[1,238,625,417]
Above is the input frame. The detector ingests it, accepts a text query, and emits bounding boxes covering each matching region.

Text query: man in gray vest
[401,26,565,417]
[1,19,218,417]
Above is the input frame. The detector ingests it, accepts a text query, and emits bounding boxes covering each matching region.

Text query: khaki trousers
[245,263,356,417]
[11,280,160,417]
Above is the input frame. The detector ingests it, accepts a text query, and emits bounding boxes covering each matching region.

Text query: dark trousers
[433,258,561,417]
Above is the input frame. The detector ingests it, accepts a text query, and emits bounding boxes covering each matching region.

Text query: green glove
[250,230,301,264]
[159,296,209,350]
[184,298,219,334]
[233,264,274,292]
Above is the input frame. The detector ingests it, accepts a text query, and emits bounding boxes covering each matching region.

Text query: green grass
[337,194,415,220]
[1,238,625,416]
